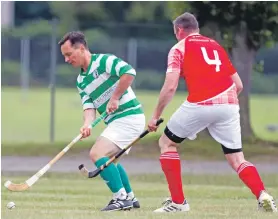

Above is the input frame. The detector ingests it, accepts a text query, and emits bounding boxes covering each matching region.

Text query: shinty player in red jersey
[148,12,277,213]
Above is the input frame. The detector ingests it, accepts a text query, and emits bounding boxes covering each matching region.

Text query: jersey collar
[80,54,94,76]
[187,33,200,37]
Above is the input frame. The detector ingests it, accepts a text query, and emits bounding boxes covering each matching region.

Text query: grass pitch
[2,173,278,219]
[1,87,278,144]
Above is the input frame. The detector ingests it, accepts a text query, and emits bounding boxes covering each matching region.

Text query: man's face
[60,40,84,68]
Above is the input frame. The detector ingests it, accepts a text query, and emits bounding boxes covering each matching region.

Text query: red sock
[160,151,185,204]
[237,161,265,199]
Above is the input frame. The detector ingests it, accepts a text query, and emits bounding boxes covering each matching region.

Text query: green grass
[2,135,278,160]
[250,95,278,142]
[2,87,278,143]
[2,173,278,219]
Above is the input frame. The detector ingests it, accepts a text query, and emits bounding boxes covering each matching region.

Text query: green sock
[116,163,132,194]
[95,157,124,193]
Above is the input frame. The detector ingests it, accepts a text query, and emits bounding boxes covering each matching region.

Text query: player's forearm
[83,108,96,125]
[231,73,243,96]
[111,74,134,100]
[153,83,177,119]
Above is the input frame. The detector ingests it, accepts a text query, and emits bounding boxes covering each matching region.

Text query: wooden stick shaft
[5,112,107,190]
[100,118,164,170]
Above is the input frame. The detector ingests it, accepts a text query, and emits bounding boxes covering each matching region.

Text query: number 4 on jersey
[201,47,222,72]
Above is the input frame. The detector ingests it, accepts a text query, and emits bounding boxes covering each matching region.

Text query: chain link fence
[2,32,278,92]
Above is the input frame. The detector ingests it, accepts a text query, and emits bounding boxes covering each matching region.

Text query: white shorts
[101,114,146,154]
[166,101,242,150]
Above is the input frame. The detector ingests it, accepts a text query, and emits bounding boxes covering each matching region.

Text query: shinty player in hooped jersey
[59,31,146,212]
[148,12,277,213]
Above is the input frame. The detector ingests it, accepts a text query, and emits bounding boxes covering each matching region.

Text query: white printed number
[201,47,222,72]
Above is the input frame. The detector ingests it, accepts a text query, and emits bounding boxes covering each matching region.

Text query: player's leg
[208,104,277,212]
[226,151,276,212]
[154,102,209,213]
[100,114,145,209]
[115,162,140,208]
[90,137,133,211]
[154,132,190,213]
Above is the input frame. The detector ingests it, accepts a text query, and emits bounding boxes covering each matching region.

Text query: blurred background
[1,1,278,149]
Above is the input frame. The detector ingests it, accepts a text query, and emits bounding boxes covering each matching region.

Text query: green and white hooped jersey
[76,53,143,124]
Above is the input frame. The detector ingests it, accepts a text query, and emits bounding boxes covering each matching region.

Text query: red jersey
[166,33,238,104]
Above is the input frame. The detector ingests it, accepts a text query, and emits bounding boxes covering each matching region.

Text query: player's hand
[80,124,91,139]
[106,97,119,114]
[148,118,159,132]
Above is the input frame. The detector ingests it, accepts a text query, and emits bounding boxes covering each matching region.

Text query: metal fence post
[127,38,137,90]
[50,19,57,143]
[20,36,30,102]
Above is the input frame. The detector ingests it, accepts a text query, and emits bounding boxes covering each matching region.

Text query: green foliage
[167,2,278,51]
[2,20,52,37]
[49,2,78,34]
[76,2,109,22]
[125,2,149,22]
[82,29,110,46]
[166,2,192,20]
[126,2,167,22]
[198,2,277,50]
[253,60,265,74]
[14,1,53,26]
[11,2,172,39]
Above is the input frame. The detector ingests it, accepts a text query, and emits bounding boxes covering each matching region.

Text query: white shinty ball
[7,201,16,209]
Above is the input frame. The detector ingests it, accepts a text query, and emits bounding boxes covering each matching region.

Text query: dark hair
[173,12,199,31]
[58,31,88,49]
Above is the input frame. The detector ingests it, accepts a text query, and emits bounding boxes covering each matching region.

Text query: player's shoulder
[93,53,120,68]
[169,38,185,56]
[93,53,117,59]
[186,34,225,53]
[171,38,185,50]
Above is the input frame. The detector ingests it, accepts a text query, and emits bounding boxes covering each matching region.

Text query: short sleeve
[166,46,183,74]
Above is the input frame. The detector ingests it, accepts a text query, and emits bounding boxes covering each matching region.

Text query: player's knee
[89,147,99,162]
[89,144,106,162]
[158,134,177,153]
[90,138,119,162]
[158,136,166,149]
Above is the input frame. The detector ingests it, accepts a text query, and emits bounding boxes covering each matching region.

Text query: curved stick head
[88,169,102,178]
[4,180,30,192]
[78,164,90,178]
[78,164,84,170]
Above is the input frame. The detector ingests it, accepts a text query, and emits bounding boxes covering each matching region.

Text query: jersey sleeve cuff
[166,70,181,74]
[83,103,95,110]
[120,69,136,77]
